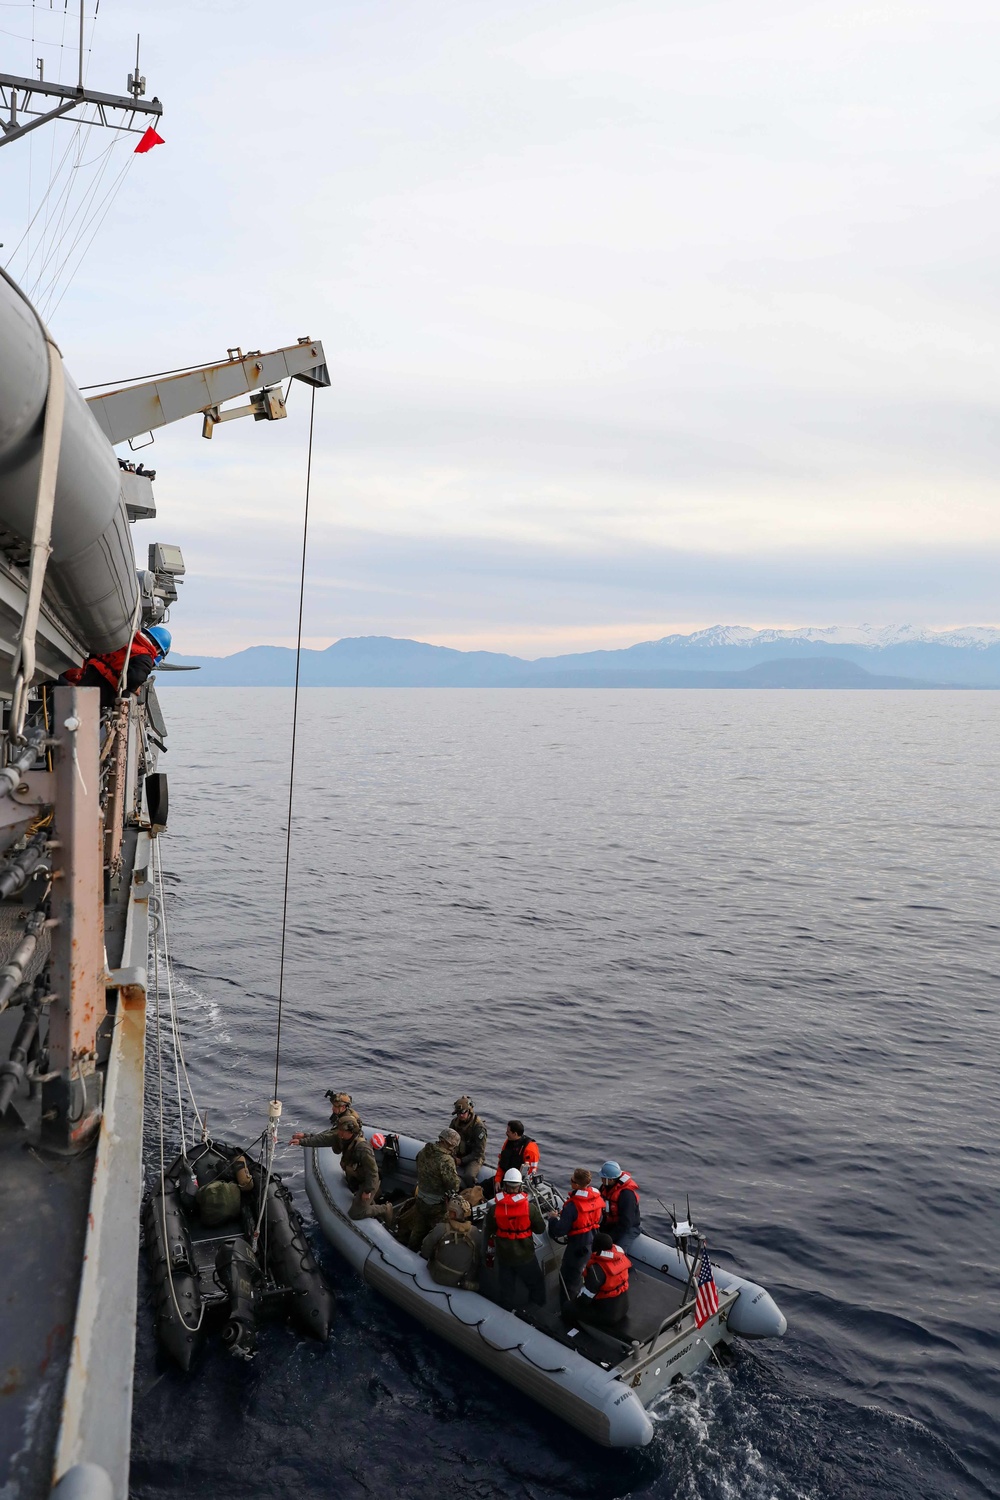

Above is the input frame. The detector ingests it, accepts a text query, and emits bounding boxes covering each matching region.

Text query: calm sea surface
[131,688,999,1500]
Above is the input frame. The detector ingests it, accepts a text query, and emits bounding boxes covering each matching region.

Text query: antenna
[0,11,162,149]
[128,35,145,102]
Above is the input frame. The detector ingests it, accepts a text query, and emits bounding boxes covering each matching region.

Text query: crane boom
[86,340,330,446]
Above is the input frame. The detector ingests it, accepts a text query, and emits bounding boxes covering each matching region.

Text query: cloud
[4,0,999,651]
[150,519,1000,656]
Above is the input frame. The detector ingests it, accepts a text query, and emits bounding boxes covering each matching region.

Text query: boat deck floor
[519,1262,688,1366]
[376,1172,688,1373]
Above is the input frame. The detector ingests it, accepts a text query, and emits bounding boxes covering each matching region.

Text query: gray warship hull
[0,262,328,1498]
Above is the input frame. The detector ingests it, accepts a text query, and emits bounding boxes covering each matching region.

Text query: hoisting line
[272,383,317,1103]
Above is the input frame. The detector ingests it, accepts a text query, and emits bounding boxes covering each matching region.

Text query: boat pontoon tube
[306,1146,656,1448]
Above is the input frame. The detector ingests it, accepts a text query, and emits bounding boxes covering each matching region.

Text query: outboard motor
[215,1237,261,1358]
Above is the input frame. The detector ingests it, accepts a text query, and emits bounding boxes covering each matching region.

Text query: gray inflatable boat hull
[305,1145,655,1447]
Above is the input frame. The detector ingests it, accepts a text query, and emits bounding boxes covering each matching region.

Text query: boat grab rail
[615,1286,739,1375]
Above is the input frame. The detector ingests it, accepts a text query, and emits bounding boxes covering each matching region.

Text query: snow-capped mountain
[172,625,1000,686]
[653,624,1000,651]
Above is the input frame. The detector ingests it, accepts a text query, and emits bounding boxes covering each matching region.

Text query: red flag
[134,126,165,154]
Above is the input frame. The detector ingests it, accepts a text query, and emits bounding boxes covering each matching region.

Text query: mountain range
[166,625,1000,687]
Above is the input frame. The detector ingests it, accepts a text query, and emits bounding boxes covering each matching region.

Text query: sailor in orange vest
[568,1231,631,1330]
[482,1167,546,1311]
[62,624,170,709]
[546,1168,605,1302]
[599,1160,641,1255]
[492,1120,540,1191]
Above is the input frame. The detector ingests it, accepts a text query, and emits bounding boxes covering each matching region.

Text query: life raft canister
[494,1191,533,1240]
[568,1187,604,1236]
[602,1172,640,1226]
[588,1244,631,1300]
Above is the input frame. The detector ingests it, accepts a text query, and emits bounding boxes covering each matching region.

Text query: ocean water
[130,688,999,1500]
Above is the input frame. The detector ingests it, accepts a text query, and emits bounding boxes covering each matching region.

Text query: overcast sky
[3,0,999,655]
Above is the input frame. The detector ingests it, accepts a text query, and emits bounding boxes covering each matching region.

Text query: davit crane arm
[0,263,329,681]
[86,341,331,445]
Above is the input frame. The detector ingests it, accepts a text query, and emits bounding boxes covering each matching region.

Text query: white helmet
[502,1167,523,1186]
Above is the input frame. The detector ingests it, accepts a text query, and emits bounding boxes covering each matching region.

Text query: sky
[2,0,999,657]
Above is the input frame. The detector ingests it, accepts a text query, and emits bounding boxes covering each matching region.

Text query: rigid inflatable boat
[143,1138,334,1369]
[306,1129,786,1448]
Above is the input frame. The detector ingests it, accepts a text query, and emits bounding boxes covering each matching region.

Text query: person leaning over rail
[61,623,171,709]
[406,1129,463,1249]
[420,1196,482,1290]
[546,1168,604,1302]
[484,1167,546,1312]
[449,1095,488,1187]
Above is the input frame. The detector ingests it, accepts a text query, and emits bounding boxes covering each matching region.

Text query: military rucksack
[429,1229,478,1288]
[197,1178,242,1227]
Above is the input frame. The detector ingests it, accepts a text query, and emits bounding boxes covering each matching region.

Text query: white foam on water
[170,970,232,1046]
[649,1367,815,1500]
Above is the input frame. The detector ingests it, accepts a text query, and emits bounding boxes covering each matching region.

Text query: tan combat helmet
[453,1095,474,1114]
[439,1128,462,1150]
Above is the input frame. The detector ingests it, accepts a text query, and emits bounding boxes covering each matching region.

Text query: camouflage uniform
[449,1096,488,1188]
[325,1092,363,1154]
[339,1131,390,1225]
[407,1139,461,1249]
[297,1113,362,1153]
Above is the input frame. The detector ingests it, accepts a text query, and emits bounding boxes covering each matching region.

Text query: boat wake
[648,1350,984,1500]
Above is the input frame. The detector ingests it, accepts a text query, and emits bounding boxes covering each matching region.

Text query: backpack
[429,1230,478,1288]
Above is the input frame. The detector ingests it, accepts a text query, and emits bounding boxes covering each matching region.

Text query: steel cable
[272,384,317,1101]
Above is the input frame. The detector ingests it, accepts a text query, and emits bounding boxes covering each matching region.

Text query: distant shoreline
[163,633,1000,689]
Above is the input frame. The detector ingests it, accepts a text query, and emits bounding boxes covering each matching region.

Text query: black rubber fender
[141,1187,206,1370]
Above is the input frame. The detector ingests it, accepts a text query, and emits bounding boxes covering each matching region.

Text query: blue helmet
[600,1161,622,1180]
[146,624,171,659]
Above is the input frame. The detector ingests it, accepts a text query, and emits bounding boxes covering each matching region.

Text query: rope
[152,894,204,1334]
[152,837,203,1137]
[79,356,241,391]
[272,383,317,1101]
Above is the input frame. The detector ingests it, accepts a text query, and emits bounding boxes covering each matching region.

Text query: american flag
[694,1243,720,1328]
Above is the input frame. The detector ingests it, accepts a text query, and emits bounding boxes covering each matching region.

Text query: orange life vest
[493,1191,533,1240]
[67,631,160,691]
[568,1186,604,1236]
[495,1136,540,1183]
[602,1172,640,1226]
[587,1245,631,1300]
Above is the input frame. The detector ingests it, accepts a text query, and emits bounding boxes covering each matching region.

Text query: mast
[0,7,162,150]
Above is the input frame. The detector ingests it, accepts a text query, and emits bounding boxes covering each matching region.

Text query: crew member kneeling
[565,1231,630,1330]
